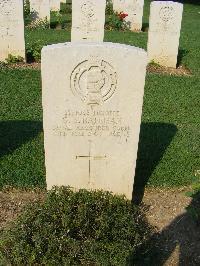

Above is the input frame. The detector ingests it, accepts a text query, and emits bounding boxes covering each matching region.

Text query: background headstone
[30,0,50,23]
[113,0,144,31]
[147,1,183,68]
[42,42,147,199]
[0,0,25,61]
[71,0,106,42]
[50,0,60,11]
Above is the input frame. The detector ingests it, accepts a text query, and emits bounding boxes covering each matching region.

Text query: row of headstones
[28,0,183,68]
[0,1,183,68]
[71,0,183,68]
[29,0,144,32]
[0,0,63,62]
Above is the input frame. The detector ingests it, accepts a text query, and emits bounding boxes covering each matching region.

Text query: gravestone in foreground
[0,0,25,61]
[30,0,50,23]
[113,0,144,31]
[147,1,183,68]
[42,42,147,199]
[71,0,106,42]
[50,0,60,11]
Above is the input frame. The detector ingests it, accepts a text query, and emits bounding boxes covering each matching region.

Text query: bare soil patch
[5,62,41,70]
[0,187,199,265]
[0,188,45,229]
[143,187,200,265]
[147,64,192,76]
[0,62,40,70]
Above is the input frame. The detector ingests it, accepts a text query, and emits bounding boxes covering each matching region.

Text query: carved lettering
[53,109,130,139]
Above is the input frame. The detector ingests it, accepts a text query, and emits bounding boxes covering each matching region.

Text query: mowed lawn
[0,0,199,190]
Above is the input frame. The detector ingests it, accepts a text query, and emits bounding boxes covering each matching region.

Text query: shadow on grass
[133,122,177,205]
[128,190,200,265]
[178,0,200,5]
[177,48,189,67]
[0,120,42,158]
[142,22,149,32]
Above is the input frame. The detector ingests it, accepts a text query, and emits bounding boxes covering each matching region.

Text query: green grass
[0,69,45,188]
[0,0,199,189]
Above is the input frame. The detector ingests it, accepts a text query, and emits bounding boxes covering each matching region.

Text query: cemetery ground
[0,0,200,265]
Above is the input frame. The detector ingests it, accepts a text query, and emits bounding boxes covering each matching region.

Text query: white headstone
[30,0,50,22]
[71,0,106,42]
[147,1,183,68]
[50,0,60,11]
[0,0,25,61]
[113,0,144,31]
[42,42,147,199]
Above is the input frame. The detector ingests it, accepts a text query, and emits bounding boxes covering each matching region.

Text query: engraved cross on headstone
[76,141,106,186]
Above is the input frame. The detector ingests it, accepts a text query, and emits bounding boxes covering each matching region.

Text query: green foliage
[105,0,130,31]
[106,0,114,15]
[27,18,50,30]
[50,11,68,29]
[0,187,153,265]
[26,40,44,62]
[23,0,32,26]
[105,12,130,31]
[5,54,24,64]
[149,60,161,67]
[60,2,72,14]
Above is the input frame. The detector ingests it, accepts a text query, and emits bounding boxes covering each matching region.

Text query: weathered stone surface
[42,42,147,199]
[113,0,144,31]
[30,0,50,22]
[71,0,106,42]
[147,1,183,68]
[50,0,60,11]
[0,0,25,61]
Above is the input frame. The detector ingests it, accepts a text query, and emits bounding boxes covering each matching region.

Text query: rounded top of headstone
[151,1,183,7]
[42,42,147,59]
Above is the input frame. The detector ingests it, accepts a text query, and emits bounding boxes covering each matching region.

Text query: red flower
[118,12,128,20]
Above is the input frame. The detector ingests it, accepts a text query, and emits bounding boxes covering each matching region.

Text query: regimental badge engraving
[159,6,174,23]
[70,58,117,107]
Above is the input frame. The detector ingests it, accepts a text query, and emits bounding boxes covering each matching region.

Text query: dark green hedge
[0,187,153,265]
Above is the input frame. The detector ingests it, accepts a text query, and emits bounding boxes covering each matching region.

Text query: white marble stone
[30,0,50,22]
[147,1,183,68]
[71,0,106,42]
[0,0,25,62]
[50,0,60,11]
[42,42,147,199]
[113,0,144,31]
